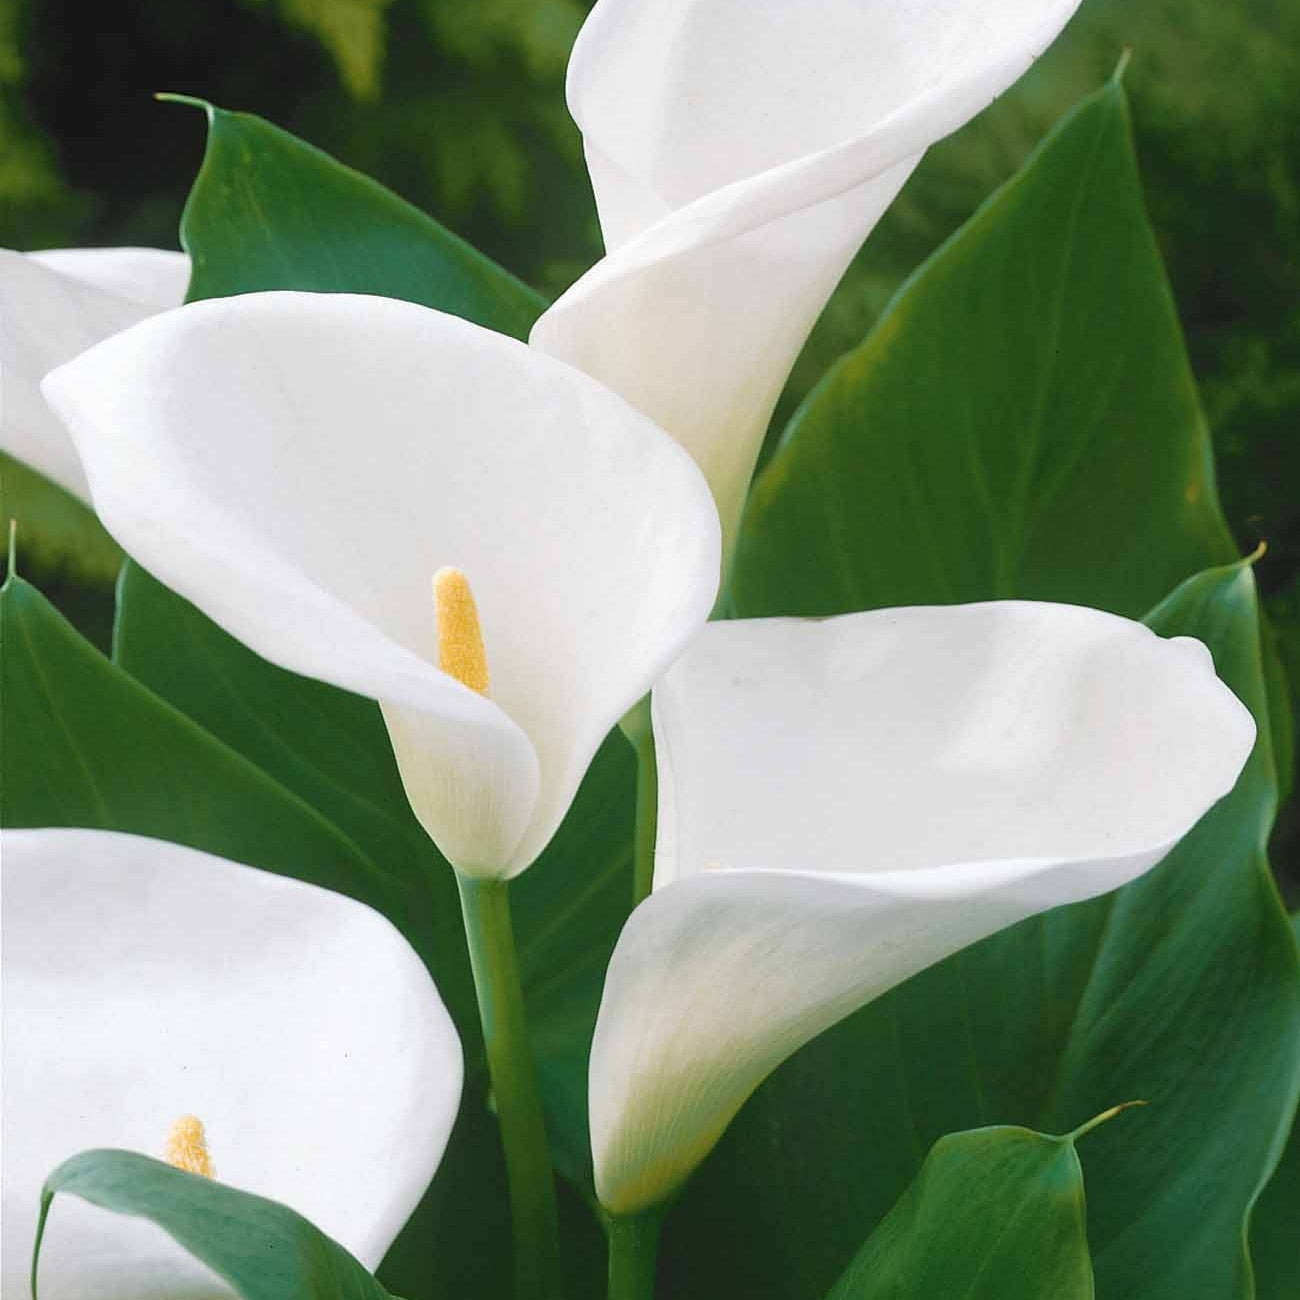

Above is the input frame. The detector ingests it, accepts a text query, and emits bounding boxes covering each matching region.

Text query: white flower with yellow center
[2,827,461,1299]
[41,291,721,878]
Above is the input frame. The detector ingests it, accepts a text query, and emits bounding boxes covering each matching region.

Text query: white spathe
[0,246,189,500]
[2,828,462,1299]
[42,291,720,877]
[588,602,1257,1214]
[530,0,1084,562]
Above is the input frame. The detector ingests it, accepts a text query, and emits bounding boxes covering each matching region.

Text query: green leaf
[1248,912,1300,1300]
[168,97,546,339]
[664,79,1300,1300]
[825,1124,1102,1300]
[0,571,388,910]
[34,1151,394,1300]
[733,80,1235,621]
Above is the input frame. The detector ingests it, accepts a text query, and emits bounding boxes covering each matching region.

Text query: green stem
[456,875,562,1300]
[632,724,658,908]
[606,1211,661,1300]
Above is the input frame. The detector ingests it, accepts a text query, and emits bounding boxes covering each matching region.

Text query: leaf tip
[155,92,215,121]
[1112,46,1134,84]
[1067,1099,1148,1144]
[6,517,17,581]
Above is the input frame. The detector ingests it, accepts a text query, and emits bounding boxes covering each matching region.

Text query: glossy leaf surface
[172,98,545,339]
[1,572,387,910]
[732,78,1236,620]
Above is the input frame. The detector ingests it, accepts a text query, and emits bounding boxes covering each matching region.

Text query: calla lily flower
[588,602,1256,1215]
[41,291,720,877]
[2,827,462,1298]
[0,246,189,500]
[530,0,1083,560]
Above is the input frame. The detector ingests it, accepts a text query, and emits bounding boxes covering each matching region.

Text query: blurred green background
[3,0,1297,882]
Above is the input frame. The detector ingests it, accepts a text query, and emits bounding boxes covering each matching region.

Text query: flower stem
[631,723,658,908]
[456,874,562,1300]
[606,1211,661,1300]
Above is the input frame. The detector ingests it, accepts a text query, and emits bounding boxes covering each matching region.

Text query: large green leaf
[34,1151,395,1300]
[168,96,546,339]
[0,571,390,913]
[733,81,1235,622]
[825,1123,1102,1300]
[661,78,1300,1300]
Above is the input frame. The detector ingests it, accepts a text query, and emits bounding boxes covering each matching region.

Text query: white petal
[2,828,462,1298]
[0,248,188,501]
[42,292,719,875]
[653,603,1254,885]
[589,602,1255,1213]
[567,0,1086,237]
[533,0,1083,558]
[28,247,191,310]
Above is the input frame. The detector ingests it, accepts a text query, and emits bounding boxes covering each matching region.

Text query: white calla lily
[0,246,188,500]
[588,602,1256,1215]
[531,0,1084,560]
[1,827,462,1298]
[41,291,720,877]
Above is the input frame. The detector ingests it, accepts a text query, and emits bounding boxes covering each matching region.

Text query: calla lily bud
[531,0,1085,563]
[587,602,1255,1215]
[0,246,189,500]
[41,291,721,878]
[2,828,461,1299]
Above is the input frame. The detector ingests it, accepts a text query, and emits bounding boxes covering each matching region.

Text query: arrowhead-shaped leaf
[169,97,545,339]
[733,78,1235,622]
[1,571,390,914]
